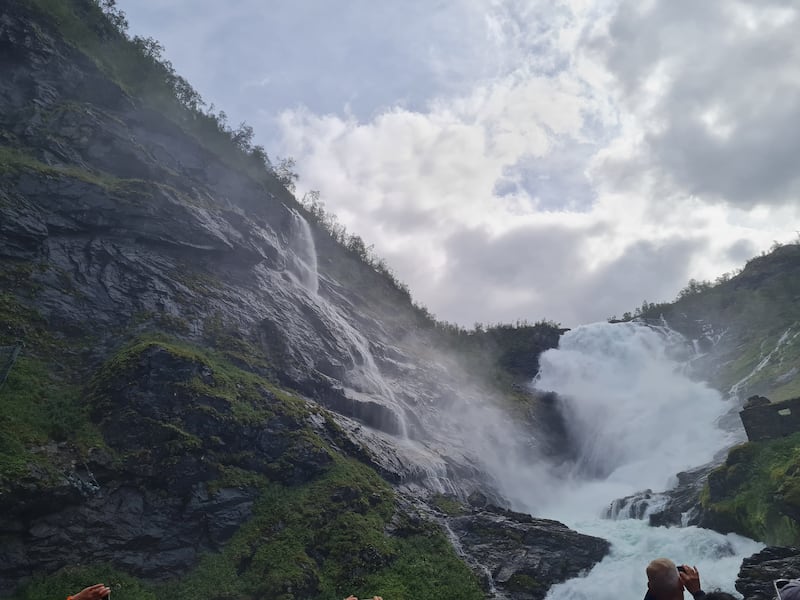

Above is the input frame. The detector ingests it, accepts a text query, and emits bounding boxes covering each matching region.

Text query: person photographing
[644,559,705,600]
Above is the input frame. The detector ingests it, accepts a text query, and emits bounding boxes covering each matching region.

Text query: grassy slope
[702,434,800,545]
[0,284,105,490]
[648,245,800,544]
[4,329,485,599]
[645,244,800,399]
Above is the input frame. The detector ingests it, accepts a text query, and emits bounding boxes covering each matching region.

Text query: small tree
[231,122,255,152]
[274,157,298,193]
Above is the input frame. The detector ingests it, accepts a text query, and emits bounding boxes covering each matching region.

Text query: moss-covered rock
[702,433,800,545]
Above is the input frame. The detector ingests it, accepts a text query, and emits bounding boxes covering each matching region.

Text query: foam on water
[513,321,766,599]
[546,519,763,600]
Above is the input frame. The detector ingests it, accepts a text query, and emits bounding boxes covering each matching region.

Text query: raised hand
[679,565,702,595]
[71,584,111,600]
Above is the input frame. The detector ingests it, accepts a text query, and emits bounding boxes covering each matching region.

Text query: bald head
[647,558,682,599]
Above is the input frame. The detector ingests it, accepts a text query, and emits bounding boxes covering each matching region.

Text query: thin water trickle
[287,208,319,294]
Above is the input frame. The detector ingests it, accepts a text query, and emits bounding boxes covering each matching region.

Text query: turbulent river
[525,322,763,600]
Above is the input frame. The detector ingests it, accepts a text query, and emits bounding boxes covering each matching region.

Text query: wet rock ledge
[431,499,610,600]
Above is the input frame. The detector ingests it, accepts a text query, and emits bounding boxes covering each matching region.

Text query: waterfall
[534,322,732,498]
[512,322,764,600]
[287,208,319,294]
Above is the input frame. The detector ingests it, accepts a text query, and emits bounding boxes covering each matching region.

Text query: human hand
[71,584,111,600]
[679,565,701,595]
[344,596,358,600]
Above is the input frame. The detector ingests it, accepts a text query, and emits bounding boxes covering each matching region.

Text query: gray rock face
[736,546,800,600]
[446,505,610,600]
[0,480,258,586]
[0,4,603,598]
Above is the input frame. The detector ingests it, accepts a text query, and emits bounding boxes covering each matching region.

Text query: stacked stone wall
[740,396,800,441]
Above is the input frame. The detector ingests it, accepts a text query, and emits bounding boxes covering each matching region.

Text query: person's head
[647,558,683,600]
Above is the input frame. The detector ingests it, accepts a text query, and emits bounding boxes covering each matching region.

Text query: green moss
[0,145,174,213]
[154,312,191,335]
[12,564,156,600]
[0,145,110,186]
[703,433,800,544]
[0,294,104,488]
[0,354,103,484]
[207,464,268,494]
[430,494,468,517]
[158,456,482,600]
[6,331,483,599]
[201,312,273,374]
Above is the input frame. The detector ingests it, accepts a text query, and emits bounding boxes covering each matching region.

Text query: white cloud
[119,0,800,326]
[594,0,800,206]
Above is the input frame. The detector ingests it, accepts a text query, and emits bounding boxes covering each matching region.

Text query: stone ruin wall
[739,395,800,441]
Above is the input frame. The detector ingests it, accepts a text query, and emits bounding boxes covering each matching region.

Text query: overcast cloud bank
[121,0,800,326]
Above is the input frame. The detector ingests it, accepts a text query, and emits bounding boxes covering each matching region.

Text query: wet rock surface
[445,505,611,600]
[737,546,800,600]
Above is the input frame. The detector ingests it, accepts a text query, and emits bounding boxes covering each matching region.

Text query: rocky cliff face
[736,546,800,600]
[0,2,604,598]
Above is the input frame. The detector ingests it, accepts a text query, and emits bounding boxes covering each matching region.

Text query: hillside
[643,243,800,402]
[620,244,800,551]
[0,2,605,599]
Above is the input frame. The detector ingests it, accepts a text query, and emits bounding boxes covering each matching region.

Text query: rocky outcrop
[736,546,800,600]
[444,504,610,600]
[603,463,714,529]
[0,343,333,592]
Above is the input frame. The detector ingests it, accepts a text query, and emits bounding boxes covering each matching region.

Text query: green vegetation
[0,2,562,596]
[14,565,156,600]
[0,145,111,186]
[611,244,800,399]
[90,334,306,424]
[0,146,183,216]
[157,457,482,600]
[430,494,468,517]
[24,0,292,201]
[10,458,483,600]
[9,332,484,600]
[0,293,103,488]
[702,433,800,545]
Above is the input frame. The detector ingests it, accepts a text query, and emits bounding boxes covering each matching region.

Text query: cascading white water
[514,322,764,600]
[287,208,319,294]
[275,213,764,595]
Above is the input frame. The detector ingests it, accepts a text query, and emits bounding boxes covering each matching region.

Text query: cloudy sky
[119,0,800,327]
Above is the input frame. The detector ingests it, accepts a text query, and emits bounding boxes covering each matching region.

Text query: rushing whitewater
[524,322,763,600]
[275,213,762,598]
